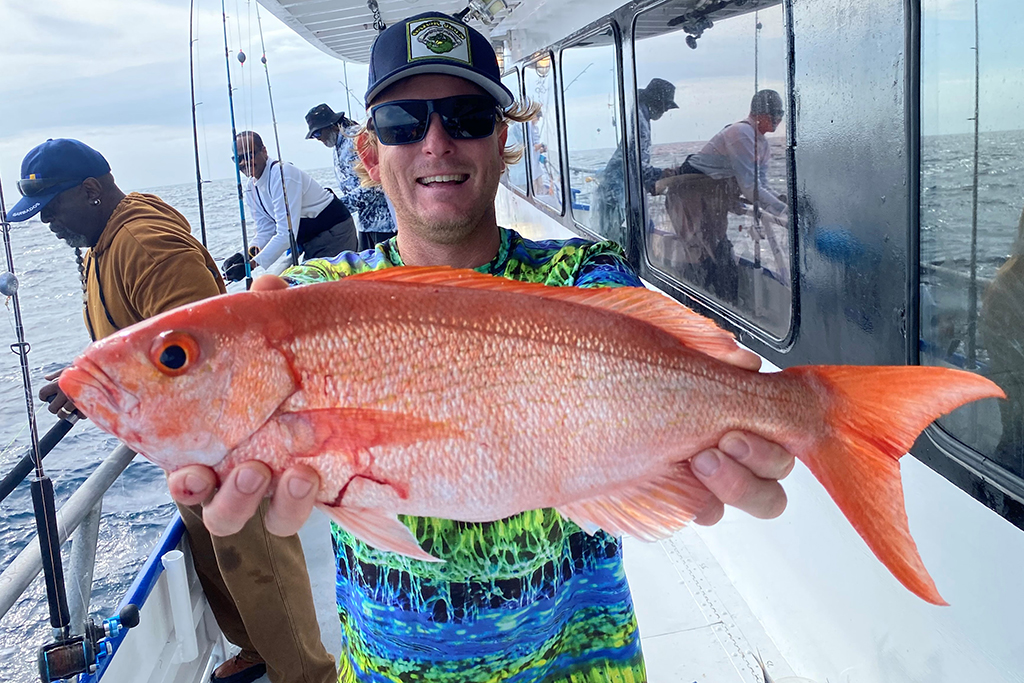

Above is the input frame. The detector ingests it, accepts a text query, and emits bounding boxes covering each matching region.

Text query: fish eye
[149,332,200,376]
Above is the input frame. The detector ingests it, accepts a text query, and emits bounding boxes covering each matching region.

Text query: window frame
[500,66,530,198]
[629,0,799,348]
[911,0,1024,517]
[523,50,567,217]
[558,22,626,239]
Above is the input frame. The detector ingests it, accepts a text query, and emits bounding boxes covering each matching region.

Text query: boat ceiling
[256,0,781,65]
[256,0,631,64]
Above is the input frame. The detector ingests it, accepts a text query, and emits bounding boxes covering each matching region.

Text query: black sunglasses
[232,149,261,166]
[369,95,499,146]
[17,177,80,198]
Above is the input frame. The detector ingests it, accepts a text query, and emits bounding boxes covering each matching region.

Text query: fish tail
[783,365,1005,605]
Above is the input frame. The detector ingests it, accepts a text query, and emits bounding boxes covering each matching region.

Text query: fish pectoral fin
[556,462,714,541]
[279,407,462,459]
[319,504,442,563]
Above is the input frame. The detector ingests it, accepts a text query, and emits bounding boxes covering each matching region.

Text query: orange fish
[59,267,1003,605]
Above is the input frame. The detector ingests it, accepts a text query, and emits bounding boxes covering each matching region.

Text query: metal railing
[0,443,137,631]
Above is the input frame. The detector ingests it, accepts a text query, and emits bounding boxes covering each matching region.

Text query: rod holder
[161,550,198,663]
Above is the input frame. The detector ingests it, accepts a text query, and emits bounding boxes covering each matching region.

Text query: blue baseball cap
[365,12,514,109]
[7,139,110,222]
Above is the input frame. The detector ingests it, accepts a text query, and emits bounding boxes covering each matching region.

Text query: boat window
[920,0,1024,482]
[502,68,529,194]
[632,0,792,337]
[524,53,564,213]
[561,27,624,242]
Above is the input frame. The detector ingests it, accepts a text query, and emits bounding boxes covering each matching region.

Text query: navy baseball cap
[365,12,514,109]
[8,139,110,222]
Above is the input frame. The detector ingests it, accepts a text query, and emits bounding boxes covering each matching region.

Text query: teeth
[419,174,468,185]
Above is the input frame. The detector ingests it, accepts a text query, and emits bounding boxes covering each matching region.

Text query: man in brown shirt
[8,138,336,683]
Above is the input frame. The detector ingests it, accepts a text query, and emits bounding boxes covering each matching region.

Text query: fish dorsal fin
[347,266,756,369]
[556,462,714,541]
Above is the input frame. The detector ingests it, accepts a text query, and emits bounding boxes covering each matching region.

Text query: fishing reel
[38,604,139,683]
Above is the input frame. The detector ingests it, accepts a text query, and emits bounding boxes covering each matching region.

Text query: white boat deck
[232,509,794,683]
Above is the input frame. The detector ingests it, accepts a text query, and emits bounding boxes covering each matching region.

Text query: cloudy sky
[0,0,370,203]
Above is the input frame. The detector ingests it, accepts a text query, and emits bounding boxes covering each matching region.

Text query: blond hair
[351,99,541,188]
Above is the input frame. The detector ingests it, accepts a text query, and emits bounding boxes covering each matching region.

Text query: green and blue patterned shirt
[284,227,647,683]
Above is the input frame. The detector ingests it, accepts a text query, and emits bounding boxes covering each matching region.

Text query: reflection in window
[524,55,563,212]
[634,1,791,336]
[921,0,1024,480]
[562,28,623,242]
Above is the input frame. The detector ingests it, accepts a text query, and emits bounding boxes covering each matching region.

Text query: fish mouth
[60,356,141,425]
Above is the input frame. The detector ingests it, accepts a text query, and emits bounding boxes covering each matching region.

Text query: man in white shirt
[224,131,357,280]
[659,89,787,302]
[681,89,787,219]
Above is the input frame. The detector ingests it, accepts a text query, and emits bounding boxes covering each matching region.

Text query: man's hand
[166,273,320,536]
[690,431,794,525]
[222,252,249,282]
[39,368,85,421]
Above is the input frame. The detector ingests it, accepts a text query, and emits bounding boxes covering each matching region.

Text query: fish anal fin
[277,407,461,459]
[557,462,714,541]
[320,504,442,563]
[347,266,755,369]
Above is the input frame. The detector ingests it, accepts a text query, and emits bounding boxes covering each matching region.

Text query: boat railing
[0,435,136,635]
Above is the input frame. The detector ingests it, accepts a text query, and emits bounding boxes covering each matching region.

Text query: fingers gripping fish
[58,267,1004,605]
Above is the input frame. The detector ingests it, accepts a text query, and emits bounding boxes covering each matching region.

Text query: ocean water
[0,167,336,683]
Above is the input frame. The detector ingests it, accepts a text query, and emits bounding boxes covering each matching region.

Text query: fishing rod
[223,0,254,289]
[189,0,209,247]
[255,1,299,266]
[0,170,139,682]
[967,0,980,370]
[0,165,70,652]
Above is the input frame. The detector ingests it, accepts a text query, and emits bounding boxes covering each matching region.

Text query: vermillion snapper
[59,267,1004,605]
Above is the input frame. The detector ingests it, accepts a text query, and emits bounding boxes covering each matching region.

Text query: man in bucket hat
[305,103,397,250]
[168,12,796,683]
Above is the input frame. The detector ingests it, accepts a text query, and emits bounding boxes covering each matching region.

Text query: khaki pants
[177,500,337,683]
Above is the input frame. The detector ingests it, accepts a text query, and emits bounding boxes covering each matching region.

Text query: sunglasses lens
[17,177,72,197]
[438,96,496,140]
[372,101,429,145]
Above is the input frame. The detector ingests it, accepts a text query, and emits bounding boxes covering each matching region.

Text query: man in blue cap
[8,139,337,683]
[166,12,796,683]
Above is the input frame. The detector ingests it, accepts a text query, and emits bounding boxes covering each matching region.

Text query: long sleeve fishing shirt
[281,228,649,683]
[686,116,788,216]
[83,192,225,340]
[243,161,335,269]
[333,125,397,235]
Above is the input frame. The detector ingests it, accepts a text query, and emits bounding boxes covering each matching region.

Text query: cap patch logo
[408,18,471,63]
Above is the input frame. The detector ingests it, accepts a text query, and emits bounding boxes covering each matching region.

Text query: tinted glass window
[502,69,529,193]
[920,0,1024,480]
[561,27,623,242]
[633,0,792,336]
[524,54,564,212]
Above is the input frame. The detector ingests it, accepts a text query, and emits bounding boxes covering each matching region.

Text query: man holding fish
[163,12,798,682]
[52,9,1001,683]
